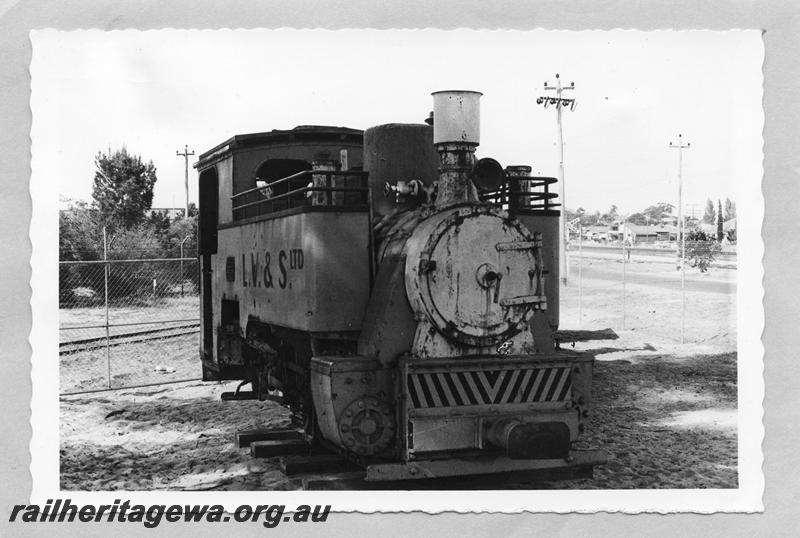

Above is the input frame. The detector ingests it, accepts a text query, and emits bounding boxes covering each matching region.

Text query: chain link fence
[59,254,201,395]
[561,240,737,347]
[58,219,735,393]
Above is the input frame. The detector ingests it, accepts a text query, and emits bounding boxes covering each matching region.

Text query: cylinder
[363,123,439,218]
[431,90,482,145]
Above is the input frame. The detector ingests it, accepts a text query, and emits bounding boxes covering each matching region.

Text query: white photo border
[29,28,764,513]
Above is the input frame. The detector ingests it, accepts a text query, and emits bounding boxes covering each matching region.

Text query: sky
[31,29,763,216]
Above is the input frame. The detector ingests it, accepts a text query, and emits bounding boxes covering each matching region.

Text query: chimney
[431,90,483,207]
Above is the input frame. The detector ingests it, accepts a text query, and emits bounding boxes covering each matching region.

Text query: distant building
[622,223,677,244]
[584,225,612,242]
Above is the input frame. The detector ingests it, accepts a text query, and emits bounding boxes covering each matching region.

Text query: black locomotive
[195,91,603,481]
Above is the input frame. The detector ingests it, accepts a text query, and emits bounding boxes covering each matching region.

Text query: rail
[480,175,560,213]
[60,322,200,353]
[232,169,370,220]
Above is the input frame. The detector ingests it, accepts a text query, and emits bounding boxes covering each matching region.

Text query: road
[567,260,736,295]
[571,244,737,262]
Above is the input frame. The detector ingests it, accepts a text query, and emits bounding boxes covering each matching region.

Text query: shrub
[684,228,722,272]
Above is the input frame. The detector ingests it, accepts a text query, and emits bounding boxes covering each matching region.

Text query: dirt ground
[60,257,738,490]
[60,333,201,393]
[60,295,200,392]
[60,295,199,342]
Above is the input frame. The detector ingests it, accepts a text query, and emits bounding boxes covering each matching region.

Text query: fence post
[180,235,191,297]
[578,222,582,328]
[621,230,627,331]
[681,240,686,344]
[103,226,111,389]
[180,252,184,297]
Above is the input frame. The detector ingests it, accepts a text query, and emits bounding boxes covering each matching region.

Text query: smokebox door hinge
[418,259,437,274]
[495,240,541,251]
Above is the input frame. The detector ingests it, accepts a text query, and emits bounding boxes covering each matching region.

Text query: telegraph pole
[176,145,195,218]
[538,74,576,286]
[686,203,701,222]
[669,134,690,344]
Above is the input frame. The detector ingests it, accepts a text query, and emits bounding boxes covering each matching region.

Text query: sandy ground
[60,333,201,393]
[60,382,292,491]
[556,342,737,489]
[60,295,199,342]
[60,258,737,490]
[561,257,736,348]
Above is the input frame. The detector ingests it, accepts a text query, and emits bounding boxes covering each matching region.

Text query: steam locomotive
[195,91,603,481]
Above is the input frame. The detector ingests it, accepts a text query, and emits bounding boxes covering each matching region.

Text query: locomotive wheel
[338,396,395,456]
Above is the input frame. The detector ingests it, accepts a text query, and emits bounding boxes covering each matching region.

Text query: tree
[163,216,198,257]
[640,202,674,224]
[724,197,736,221]
[566,207,598,228]
[627,212,648,225]
[107,223,164,261]
[166,216,199,293]
[600,205,619,224]
[105,223,171,302]
[717,200,724,242]
[59,200,103,261]
[702,198,715,224]
[59,201,105,305]
[147,210,172,248]
[92,147,158,227]
[685,228,722,273]
[564,207,580,223]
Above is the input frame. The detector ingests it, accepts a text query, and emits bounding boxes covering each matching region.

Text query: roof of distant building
[585,225,612,233]
[624,223,677,235]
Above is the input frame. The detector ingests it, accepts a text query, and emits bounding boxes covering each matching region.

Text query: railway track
[59,322,200,354]
[235,428,597,490]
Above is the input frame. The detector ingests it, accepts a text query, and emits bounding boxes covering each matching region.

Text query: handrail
[232,169,369,200]
[480,174,561,212]
[232,169,371,219]
[234,186,368,212]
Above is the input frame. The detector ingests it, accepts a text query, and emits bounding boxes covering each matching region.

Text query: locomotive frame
[195,91,605,482]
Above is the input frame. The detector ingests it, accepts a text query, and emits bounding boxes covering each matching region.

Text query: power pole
[669,134,690,344]
[538,74,576,286]
[686,203,701,223]
[176,144,195,218]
